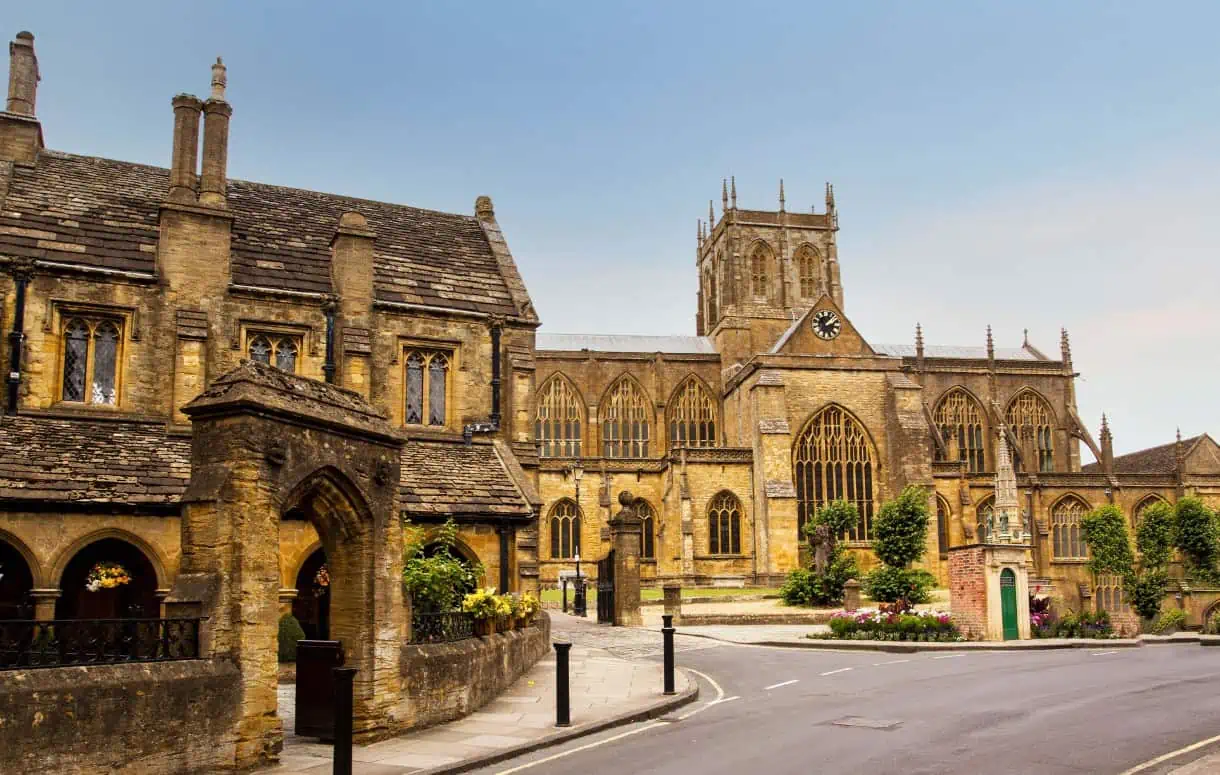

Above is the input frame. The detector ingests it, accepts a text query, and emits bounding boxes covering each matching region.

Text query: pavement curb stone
[410,669,700,775]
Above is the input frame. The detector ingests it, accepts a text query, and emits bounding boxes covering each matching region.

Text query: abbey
[1,32,1218,628]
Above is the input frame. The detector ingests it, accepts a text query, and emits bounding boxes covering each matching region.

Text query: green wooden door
[1000,568,1019,640]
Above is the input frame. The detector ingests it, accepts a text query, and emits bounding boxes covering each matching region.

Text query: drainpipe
[498,526,511,593]
[462,318,504,445]
[5,265,31,414]
[322,300,337,384]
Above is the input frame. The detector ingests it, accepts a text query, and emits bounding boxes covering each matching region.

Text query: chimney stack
[168,94,203,203]
[6,31,37,116]
[199,57,231,207]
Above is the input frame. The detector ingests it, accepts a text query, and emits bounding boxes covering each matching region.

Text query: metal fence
[0,618,202,670]
[409,611,475,644]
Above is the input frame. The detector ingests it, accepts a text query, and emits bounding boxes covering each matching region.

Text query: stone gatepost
[608,491,643,627]
[165,361,406,769]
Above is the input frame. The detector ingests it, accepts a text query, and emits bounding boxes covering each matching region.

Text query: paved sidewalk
[1170,750,1220,773]
[265,639,693,774]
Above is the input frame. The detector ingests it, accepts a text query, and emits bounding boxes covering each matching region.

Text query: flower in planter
[86,561,131,592]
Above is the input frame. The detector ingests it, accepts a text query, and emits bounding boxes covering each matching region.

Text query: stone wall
[0,659,240,774]
[949,545,987,639]
[398,613,551,730]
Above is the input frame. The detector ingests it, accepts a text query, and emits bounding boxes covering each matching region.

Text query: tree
[783,500,859,607]
[1081,505,1134,578]
[1136,501,1176,569]
[865,486,933,607]
[1175,497,1220,580]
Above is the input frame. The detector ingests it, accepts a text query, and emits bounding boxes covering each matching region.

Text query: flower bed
[816,608,962,642]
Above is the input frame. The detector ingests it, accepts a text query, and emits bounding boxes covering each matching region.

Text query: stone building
[1,31,1219,627]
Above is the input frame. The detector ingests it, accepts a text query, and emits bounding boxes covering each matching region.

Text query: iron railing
[410,611,475,644]
[0,618,202,670]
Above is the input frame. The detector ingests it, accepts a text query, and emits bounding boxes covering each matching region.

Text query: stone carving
[811,523,832,574]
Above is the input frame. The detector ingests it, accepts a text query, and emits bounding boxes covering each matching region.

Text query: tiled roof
[399,438,535,519]
[0,415,191,505]
[0,151,529,318]
[537,333,717,354]
[873,343,1048,361]
[1081,435,1201,474]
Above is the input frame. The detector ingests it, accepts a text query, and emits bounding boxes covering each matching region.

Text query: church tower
[695,178,842,366]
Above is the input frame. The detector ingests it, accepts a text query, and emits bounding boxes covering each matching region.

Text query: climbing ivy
[1080,504,1134,578]
[1175,497,1220,580]
[1135,501,1176,570]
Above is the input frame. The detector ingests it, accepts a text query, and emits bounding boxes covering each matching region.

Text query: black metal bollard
[661,614,676,695]
[554,641,572,727]
[562,578,568,613]
[332,666,358,775]
[573,578,587,618]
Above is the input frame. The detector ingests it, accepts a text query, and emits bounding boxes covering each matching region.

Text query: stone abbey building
[2,32,1219,628]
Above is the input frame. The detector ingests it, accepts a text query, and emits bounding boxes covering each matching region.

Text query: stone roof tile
[399,438,534,519]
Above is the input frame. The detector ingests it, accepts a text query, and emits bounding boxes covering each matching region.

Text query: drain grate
[831,716,902,730]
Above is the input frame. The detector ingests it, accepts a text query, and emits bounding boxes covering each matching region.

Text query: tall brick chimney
[0,31,43,164]
[167,94,203,203]
[199,57,231,207]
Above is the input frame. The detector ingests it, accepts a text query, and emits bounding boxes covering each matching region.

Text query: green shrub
[863,566,936,605]
[1148,607,1187,635]
[278,613,306,663]
[1052,610,1113,639]
[803,499,861,542]
[1081,505,1134,578]
[1205,611,1220,635]
[1175,497,1220,580]
[403,519,483,613]
[1136,502,1177,569]
[1126,569,1170,621]
[780,547,858,607]
[872,486,931,569]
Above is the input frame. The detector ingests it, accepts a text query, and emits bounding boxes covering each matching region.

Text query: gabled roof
[399,438,536,519]
[1081,434,1207,474]
[0,150,533,319]
[537,333,717,354]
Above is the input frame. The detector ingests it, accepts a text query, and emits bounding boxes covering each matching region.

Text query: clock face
[811,309,842,340]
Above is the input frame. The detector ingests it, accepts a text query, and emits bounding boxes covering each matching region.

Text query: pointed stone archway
[165,361,405,768]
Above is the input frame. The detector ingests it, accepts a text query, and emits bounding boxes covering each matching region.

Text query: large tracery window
[794,405,876,541]
[1007,390,1055,473]
[1051,495,1089,560]
[61,317,122,406]
[795,245,819,298]
[549,499,581,560]
[668,378,717,448]
[1133,495,1167,525]
[933,388,987,472]
[602,377,650,458]
[536,375,584,458]
[247,333,300,373]
[1094,573,1129,615]
[750,244,771,298]
[708,491,743,555]
[637,500,656,560]
[404,348,451,427]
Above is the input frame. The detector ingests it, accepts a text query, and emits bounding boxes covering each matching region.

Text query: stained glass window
[602,377,650,458]
[794,405,876,541]
[1006,390,1055,473]
[536,375,583,457]
[933,388,987,472]
[1051,496,1089,560]
[668,377,717,448]
[708,491,742,555]
[403,348,452,427]
[549,500,581,559]
[61,319,89,402]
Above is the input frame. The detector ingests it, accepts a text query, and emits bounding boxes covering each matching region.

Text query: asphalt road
[468,642,1220,775]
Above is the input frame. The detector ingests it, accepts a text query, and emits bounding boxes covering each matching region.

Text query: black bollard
[662,614,675,695]
[562,578,568,613]
[332,666,358,775]
[554,641,572,727]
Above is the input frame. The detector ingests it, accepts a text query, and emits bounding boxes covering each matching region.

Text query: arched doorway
[56,538,158,619]
[1000,568,1019,641]
[0,540,34,619]
[292,548,330,640]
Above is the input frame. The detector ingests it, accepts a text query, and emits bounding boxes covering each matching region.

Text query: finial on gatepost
[722,179,729,212]
[210,57,227,101]
[730,175,737,209]
[778,178,786,212]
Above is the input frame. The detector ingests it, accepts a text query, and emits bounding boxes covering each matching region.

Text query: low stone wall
[399,613,551,730]
[0,659,240,775]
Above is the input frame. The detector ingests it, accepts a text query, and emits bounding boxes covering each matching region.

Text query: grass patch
[539,586,778,604]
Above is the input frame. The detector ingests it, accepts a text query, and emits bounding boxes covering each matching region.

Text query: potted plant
[493,593,513,633]
[461,588,501,636]
[517,593,540,628]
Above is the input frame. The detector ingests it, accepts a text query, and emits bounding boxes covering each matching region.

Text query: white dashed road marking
[1091,650,1118,656]
[764,679,799,690]
[820,667,854,676]
[872,659,910,666]
[932,654,966,660]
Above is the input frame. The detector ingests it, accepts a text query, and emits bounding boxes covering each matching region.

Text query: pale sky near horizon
[10,2,1219,456]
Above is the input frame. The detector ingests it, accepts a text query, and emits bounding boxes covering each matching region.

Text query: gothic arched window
[707,261,719,325]
[933,388,987,472]
[750,244,771,298]
[795,245,820,298]
[668,377,717,448]
[637,499,656,560]
[936,495,951,556]
[536,375,584,458]
[1006,390,1055,473]
[1051,495,1089,560]
[602,377,650,458]
[1133,494,1168,525]
[247,333,300,374]
[976,495,995,542]
[708,491,742,555]
[404,348,451,427]
[549,499,582,560]
[794,405,876,541]
[61,317,122,406]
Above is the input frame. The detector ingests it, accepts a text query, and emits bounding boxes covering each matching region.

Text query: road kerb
[411,669,700,775]
[749,638,1149,653]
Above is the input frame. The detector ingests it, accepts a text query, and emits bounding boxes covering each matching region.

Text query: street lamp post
[570,464,587,617]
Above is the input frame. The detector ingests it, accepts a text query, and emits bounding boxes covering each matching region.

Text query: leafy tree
[1126,570,1169,622]
[1136,501,1177,569]
[402,519,484,612]
[871,486,931,568]
[862,566,936,605]
[802,499,861,545]
[784,500,860,607]
[1175,497,1220,580]
[1081,505,1134,578]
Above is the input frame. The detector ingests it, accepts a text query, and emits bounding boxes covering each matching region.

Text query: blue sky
[12,2,1220,454]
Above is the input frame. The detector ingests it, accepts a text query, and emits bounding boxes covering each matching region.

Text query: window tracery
[602,377,650,458]
[796,245,819,298]
[794,405,876,541]
[933,388,987,472]
[1006,391,1055,472]
[60,317,122,406]
[936,495,951,556]
[637,500,656,560]
[247,333,300,373]
[668,378,717,448]
[708,491,742,555]
[1051,495,1089,560]
[549,499,581,560]
[750,244,771,298]
[536,376,584,458]
[403,348,450,427]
